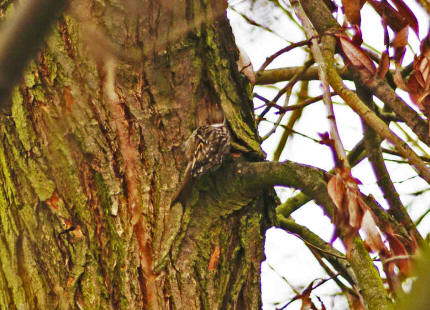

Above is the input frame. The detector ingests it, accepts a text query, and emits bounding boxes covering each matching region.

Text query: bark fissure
[0,1,275,309]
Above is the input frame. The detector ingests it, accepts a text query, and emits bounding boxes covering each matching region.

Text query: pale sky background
[227,1,430,309]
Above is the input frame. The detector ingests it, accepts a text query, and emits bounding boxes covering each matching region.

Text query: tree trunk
[0,0,275,309]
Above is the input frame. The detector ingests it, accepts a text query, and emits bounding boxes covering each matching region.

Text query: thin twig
[273,81,309,161]
[259,60,314,140]
[255,92,334,113]
[415,208,430,227]
[381,148,430,163]
[258,39,310,71]
[257,60,314,124]
[229,6,288,41]
[294,0,430,184]
[378,255,413,264]
[275,93,336,113]
[358,85,424,246]
[277,274,342,310]
[393,122,429,157]
[260,117,322,143]
[293,0,348,167]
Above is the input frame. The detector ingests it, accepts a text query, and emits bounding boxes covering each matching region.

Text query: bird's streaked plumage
[183,123,231,177]
[170,122,231,206]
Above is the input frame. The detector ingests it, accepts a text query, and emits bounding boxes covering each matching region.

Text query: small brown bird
[183,122,231,177]
[171,122,231,205]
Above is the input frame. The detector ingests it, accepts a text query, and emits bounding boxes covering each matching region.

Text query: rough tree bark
[0,0,276,309]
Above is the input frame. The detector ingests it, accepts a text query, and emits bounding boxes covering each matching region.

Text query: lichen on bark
[0,1,275,309]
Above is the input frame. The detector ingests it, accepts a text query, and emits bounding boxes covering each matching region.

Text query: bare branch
[296,0,430,185]
[258,40,310,71]
[277,138,366,217]
[293,0,430,147]
[277,215,357,287]
[255,66,353,84]
[358,86,423,245]
[273,81,309,161]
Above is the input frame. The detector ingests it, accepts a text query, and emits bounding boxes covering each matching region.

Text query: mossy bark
[0,1,275,309]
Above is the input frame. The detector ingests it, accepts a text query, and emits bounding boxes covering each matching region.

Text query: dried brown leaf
[361,211,386,253]
[391,0,419,35]
[342,0,363,25]
[377,51,390,79]
[328,168,366,250]
[393,26,408,47]
[327,173,345,210]
[391,26,408,68]
[392,27,408,67]
[386,233,412,275]
[346,188,361,228]
[384,260,401,293]
[63,86,75,113]
[407,33,430,133]
[394,67,409,90]
[337,35,376,81]
[422,32,430,58]
[368,0,407,32]
[368,0,417,69]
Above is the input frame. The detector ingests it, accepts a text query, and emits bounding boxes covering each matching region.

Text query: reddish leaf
[383,260,401,293]
[64,219,73,229]
[367,0,417,69]
[342,0,363,25]
[327,173,345,210]
[386,233,412,275]
[337,35,376,81]
[422,32,430,58]
[392,26,408,48]
[377,51,390,79]
[352,25,363,46]
[328,168,367,250]
[392,27,408,68]
[394,67,409,90]
[394,46,407,68]
[63,86,75,113]
[407,32,430,134]
[368,0,407,32]
[361,211,386,253]
[346,188,360,228]
[391,0,419,35]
